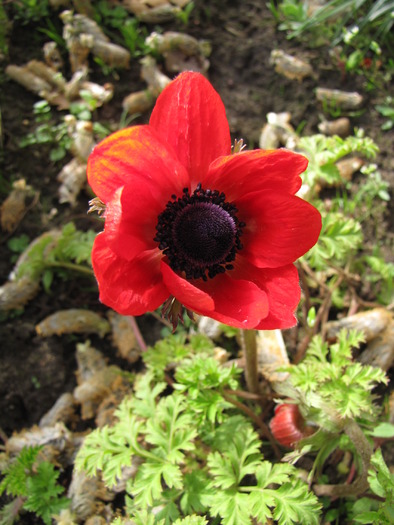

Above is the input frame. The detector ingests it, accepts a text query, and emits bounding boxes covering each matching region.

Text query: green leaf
[75,421,141,488]
[371,422,394,438]
[208,425,262,488]
[0,446,41,498]
[132,460,182,508]
[305,211,363,270]
[24,462,69,525]
[173,516,208,525]
[271,480,321,525]
[145,394,197,462]
[41,269,54,292]
[180,471,211,515]
[208,489,252,525]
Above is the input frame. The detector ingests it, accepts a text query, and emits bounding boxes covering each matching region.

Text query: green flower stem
[241,329,260,394]
[313,419,372,498]
[46,261,94,276]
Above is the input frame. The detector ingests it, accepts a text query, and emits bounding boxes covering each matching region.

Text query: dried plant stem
[313,419,372,498]
[241,329,260,394]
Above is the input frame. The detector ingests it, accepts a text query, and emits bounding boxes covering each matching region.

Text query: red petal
[232,257,301,329]
[237,191,321,268]
[207,149,307,200]
[104,156,188,261]
[150,72,231,187]
[161,260,269,329]
[92,233,169,316]
[87,125,189,203]
[160,260,215,312]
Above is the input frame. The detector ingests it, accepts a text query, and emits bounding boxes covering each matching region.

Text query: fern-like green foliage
[280,329,387,428]
[143,333,215,379]
[174,355,241,424]
[350,449,394,524]
[299,131,379,190]
[76,340,321,524]
[13,222,95,292]
[0,446,69,525]
[206,423,320,525]
[303,209,363,271]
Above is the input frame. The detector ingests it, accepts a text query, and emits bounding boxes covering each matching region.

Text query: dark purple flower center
[154,183,244,281]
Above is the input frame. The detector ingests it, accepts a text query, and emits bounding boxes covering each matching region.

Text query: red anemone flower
[87,72,321,329]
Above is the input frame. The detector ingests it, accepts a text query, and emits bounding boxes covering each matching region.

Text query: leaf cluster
[0,446,69,525]
[350,449,394,524]
[279,329,387,429]
[76,342,321,524]
[142,333,214,379]
[299,132,379,191]
[14,222,95,291]
[304,208,363,270]
[19,100,72,162]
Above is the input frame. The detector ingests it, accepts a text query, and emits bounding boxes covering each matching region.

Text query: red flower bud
[270,403,311,448]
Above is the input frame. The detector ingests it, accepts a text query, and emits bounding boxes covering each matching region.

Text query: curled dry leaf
[6,422,73,456]
[326,308,392,341]
[0,230,63,310]
[92,39,131,69]
[318,117,351,137]
[5,64,52,94]
[66,118,95,160]
[146,31,210,74]
[95,375,133,427]
[327,308,394,372]
[57,158,88,206]
[197,316,224,340]
[141,55,172,96]
[256,329,290,384]
[75,340,108,383]
[259,112,296,150]
[67,469,113,522]
[1,179,36,232]
[39,392,76,428]
[26,59,66,91]
[315,87,363,110]
[358,320,394,372]
[43,41,64,71]
[335,157,364,183]
[108,311,141,363]
[10,229,61,279]
[123,56,171,115]
[123,0,190,23]
[61,10,130,70]
[74,342,124,420]
[64,66,89,100]
[74,366,122,420]
[0,276,40,311]
[270,49,314,81]
[85,516,108,525]
[111,458,144,494]
[123,89,155,114]
[81,81,114,106]
[36,309,111,337]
